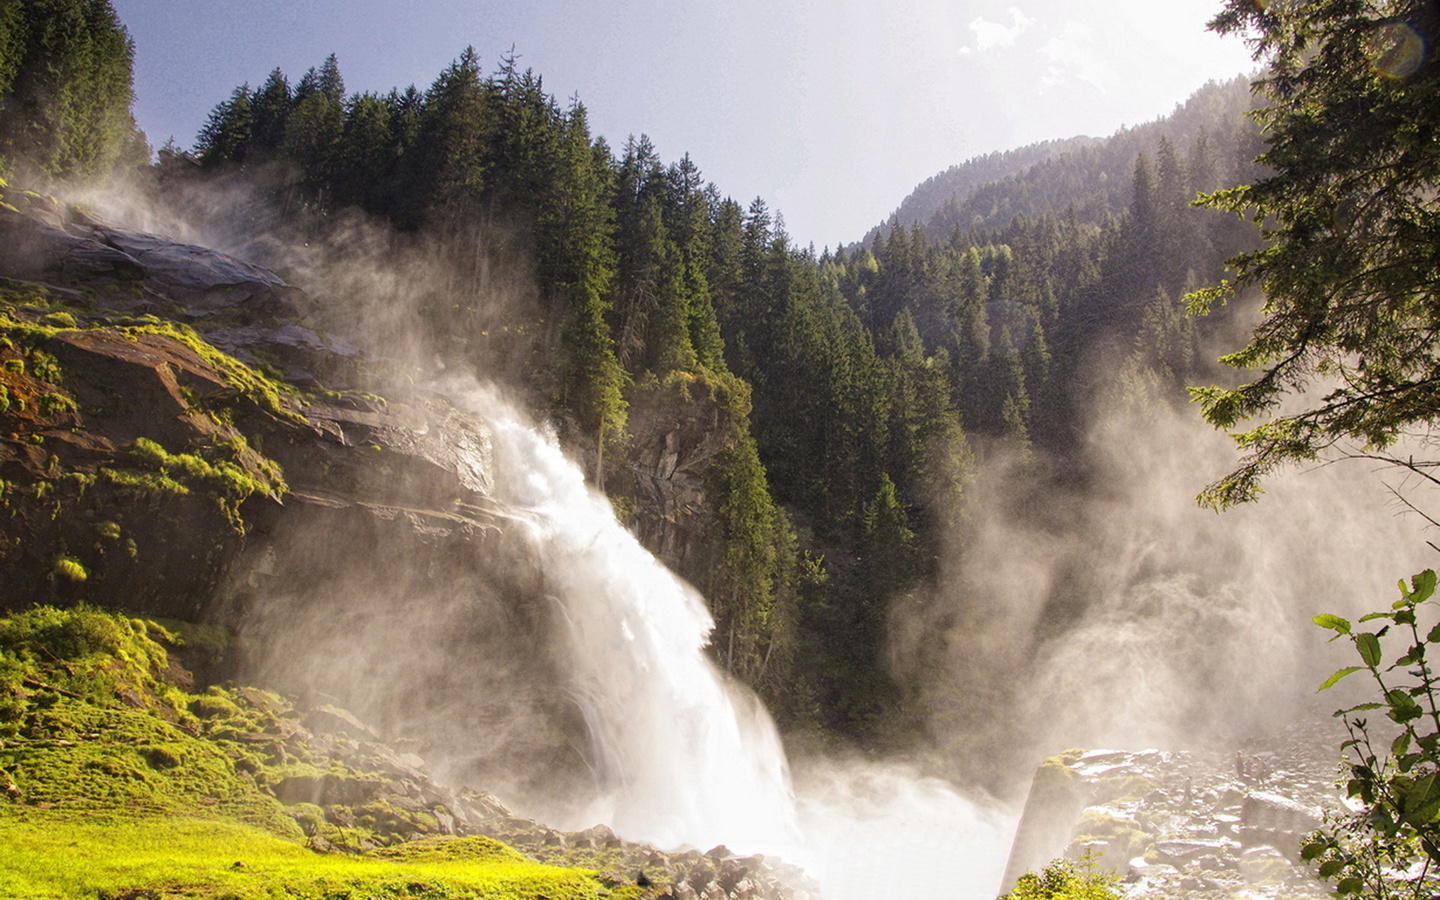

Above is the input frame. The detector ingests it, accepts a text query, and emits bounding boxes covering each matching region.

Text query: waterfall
[484,407,799,853]
[464,389,1012,897]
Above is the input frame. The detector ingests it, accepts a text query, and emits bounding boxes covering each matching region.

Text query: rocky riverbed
[1001,709,1356,899]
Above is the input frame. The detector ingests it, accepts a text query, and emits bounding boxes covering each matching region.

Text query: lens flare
[1370,21,1427,79]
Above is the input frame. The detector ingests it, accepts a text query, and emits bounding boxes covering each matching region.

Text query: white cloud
[1038,21,1116,92]
[967,7,1033,52]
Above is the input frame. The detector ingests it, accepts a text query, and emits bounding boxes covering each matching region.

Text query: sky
[108,0,1258,250]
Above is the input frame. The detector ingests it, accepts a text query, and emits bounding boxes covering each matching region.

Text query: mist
[67,167,552,397]
[891,360,1435,798]
[59,168,1424,899]
[63,174,1017,894]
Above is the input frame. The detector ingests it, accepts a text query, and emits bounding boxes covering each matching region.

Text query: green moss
[28,349,61,383]
[1070,809,1151,862]
[307,385,389,411]
[1095,774,1156,801]
[154,618,234,667]
[0,605,610,899]
[374,836,528,865]
[50,555,87,582]
[0,310,307,426]
[103,436,285,532]
[100,465,188,496]
[1037,749,1087,782]
[35,392,76,416]
[120,320,305,423]
[190,691,243,720]
[0,811,608,900]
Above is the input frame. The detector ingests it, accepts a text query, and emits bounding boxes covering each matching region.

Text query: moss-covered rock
[0,604,805,900]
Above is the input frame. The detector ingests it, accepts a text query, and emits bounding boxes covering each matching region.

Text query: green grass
[0,606,617,900]
[0,811,608,900]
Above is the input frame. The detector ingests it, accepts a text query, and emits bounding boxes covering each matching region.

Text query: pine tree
[406,47,492,222]
[0,0,142,179]
[1193,0,1440,507]
[331,92,395,211]
[282,56,346,197]
[195,84,253,165]
[248,68,292,157]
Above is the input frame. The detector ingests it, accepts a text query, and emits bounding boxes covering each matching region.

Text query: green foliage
[1000,856,1122,900]
[39,311,75,328]
[106,436,284,532]
[1306,570,1440,898]
[1192,0,1440,508]
[50,553,86,582]
[0,0,143,180]
[195,83,252,165]
[0,606,612,899]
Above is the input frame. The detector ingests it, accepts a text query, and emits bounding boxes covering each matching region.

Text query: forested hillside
[2,7,1264,740]
[870,76,1260,242]
[859,135,1097,246]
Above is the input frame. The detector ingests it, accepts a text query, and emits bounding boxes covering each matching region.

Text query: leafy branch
[1305,570,1440,898]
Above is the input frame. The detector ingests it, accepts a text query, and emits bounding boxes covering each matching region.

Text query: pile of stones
[1002,714,1354,899]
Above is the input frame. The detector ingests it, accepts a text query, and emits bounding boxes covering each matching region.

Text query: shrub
[1306,570,1440,898]
[1000,857,1121,900]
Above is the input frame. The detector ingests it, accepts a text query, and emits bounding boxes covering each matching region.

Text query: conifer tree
[195,85,253,165]
[282,56,346,197]
[0,0,141,179]
[1194,0,1440,507]
[248,68,292,157]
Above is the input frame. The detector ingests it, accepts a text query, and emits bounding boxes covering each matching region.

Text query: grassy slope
[0,606,616,900]
[1,815,605,900]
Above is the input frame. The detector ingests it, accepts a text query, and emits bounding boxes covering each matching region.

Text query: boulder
[1240,791,1323,859]
[1001,732,1341,900]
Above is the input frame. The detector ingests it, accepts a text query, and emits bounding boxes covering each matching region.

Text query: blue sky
[109,0,1256,249]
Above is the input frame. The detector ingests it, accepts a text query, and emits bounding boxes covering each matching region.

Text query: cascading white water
[460,387,1013,897]
[484,406,799,853]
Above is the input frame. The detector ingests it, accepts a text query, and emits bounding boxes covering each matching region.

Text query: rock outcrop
[1000,716,1348,899]
[0,186,511,616]
[624,376,743,572]
[0,188,579,802]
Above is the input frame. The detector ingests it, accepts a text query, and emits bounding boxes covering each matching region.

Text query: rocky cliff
[0,182,813,875]
[0,186,602,810]
[0,188,513,618]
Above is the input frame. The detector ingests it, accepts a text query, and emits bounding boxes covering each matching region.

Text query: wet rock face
[623,380,739,573]
[0,192,305,318]
[1001,717,1349,900]
[0,191,507,622]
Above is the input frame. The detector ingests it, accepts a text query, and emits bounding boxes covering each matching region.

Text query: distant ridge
[862,74,1257,247]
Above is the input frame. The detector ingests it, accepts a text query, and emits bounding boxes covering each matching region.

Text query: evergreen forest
[175,48,1278,740]
[0,0,1275,740]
